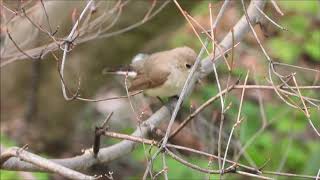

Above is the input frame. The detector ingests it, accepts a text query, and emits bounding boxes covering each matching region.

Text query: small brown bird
[104,46,197,97]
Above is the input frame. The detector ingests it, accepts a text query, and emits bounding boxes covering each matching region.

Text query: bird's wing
[128,65,170,91]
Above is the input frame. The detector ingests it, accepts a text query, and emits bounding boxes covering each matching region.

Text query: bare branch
[1,147,97,180]
[222,71,250,171]
[255,4,287,31]
[169,80,239,139]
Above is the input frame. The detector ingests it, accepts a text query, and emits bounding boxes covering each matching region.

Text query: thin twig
[213,0,230,29]
[160,41,207,147]
[102,131,316,180]
[272,62,320,73]
[1,0,170,69]
[60,0,94,101]
[222,71,250,171]
[169,80,239,139]
[124,73,153,179]
[185,12,230,69]
[76,90,143,102]
[173,0,210,55]
[292,76,310,118]
[270,0,284,16]
[142,0,157,23]
[6,29,36,60]
[40,0,53,33]
[22,8,58,44]
[292,76,320,136]
[162,153,168,180]
[208,3,227,137]
[165,148,225,174]
[255,4,287,31]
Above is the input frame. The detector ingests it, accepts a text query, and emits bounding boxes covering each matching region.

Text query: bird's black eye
[185,63,192,69]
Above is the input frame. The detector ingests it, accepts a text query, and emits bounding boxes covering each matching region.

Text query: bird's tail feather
[102,65,137,78]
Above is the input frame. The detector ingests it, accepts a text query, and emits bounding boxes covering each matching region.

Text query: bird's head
[172,46,198,73]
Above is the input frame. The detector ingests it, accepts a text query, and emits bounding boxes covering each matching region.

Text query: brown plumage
[105,46,197,97]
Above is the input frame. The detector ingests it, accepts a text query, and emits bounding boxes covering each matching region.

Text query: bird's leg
[157,95,178,104]
[157,96,165,104]
[159,95,179,115]
[170,95,179,100]
[157,96,176,115]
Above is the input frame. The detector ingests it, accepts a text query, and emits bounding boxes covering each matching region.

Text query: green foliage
[304,30,320,60]
[33,172,49,180]
[131,145,209,179]
[120,127,135,135]
[198,84,219,101]
[170,31,202,50]
[303,143,320,174]
[282,16,309,38]
[213,93,319,173]
[279,1,320,15]
[267,1,319,63]
[275,111,307,133]
[238,102,261,141]
[0,134,19,180]
[191,1,210,16]
[245,132,274,165]
[0,171,49,180]
[285,141,308,171]
[267,37,301,64]
[0,171,20,180]
[0,134,17,147]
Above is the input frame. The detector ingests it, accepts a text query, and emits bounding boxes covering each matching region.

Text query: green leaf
[131,144,213,179]
[304,30,320,61]
[267,38,301,64]
[286,143,308,170]
[258,133,273,149]
[0,134,17,147]
[0,171,50,180]
[199,84,219,100]
[303,143,320,174]
[191,1,210,16]
[279,1,320,15]
[34,172,49,180]
[0,170,19,180]
[170,33,189,47]
[282,16,309,38]
[131,145,207,179]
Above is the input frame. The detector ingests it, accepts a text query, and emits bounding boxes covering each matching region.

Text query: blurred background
[1,0,319,179]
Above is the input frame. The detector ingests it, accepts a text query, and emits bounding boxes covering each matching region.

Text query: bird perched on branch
[103,46,198,97]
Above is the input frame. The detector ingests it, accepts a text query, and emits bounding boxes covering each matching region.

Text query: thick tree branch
[1,147,96,180]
